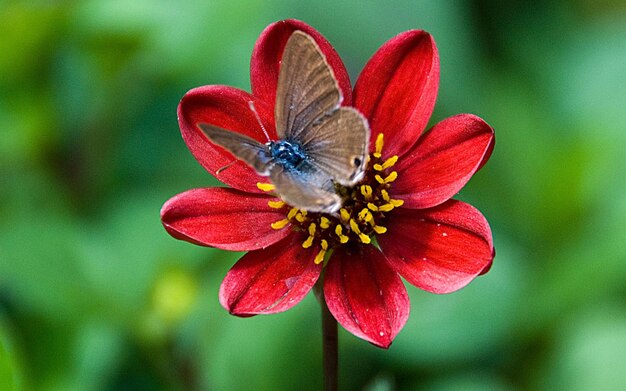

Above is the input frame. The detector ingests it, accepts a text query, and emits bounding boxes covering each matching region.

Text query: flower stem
[316,282,338,391]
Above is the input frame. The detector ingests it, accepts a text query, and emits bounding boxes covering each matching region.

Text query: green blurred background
[1,1,625,390]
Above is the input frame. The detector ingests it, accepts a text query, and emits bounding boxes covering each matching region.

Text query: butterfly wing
[275,31,342,142]
[299,107,370,186]
[198,124,272,176]
[276,31,370,188]
[269,162,342,213]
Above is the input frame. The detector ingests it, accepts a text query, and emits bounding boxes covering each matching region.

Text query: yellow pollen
[314,240,328,264]
[308,223,316,236]
[334,225,349,243]
[287,207,299,220]
[373,163,384,171]
[375,133,384,155]
[319,217,330,229]
[349,219,361,234]
[373,225,387,234]
[302,235,314,248]
[381,190,390,201]
[383,171,398,183]
[360,185,373,198]
[367,203,379,212]
[339,208,350,222]
[295,212,307,223]
[358,208,373,222]
[375,174,385,184]
[359,233,371,244]
[271,219,290,230]
[382,155,398,169]
[257,183,275,192]
[378,203,395,212]
[389,198,405,207]
[267,200,285,209]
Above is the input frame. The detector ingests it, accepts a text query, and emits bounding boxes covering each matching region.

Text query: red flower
[161,20,495,348]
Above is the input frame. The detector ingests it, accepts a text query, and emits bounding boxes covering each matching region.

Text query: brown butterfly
[199,30,370,213]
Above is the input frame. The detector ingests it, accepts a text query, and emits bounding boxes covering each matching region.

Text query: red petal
[178,85,276,193]
[354,30,439,158]
[323,245,409,348]
[379,200,494,294]
[354,30,439,156]
[219,234,321,315]
[392,114,495,209]
[251,19,353,107]
[160,187,291,251]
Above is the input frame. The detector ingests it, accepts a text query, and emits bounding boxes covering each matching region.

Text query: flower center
[259,133,404,264]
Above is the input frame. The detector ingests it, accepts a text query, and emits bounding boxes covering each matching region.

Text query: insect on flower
[198,30,369,214]
[161,19,495,348]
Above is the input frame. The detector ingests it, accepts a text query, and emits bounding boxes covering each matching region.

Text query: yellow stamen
[389,198,405,207]
[378,203,395,212]
[308,223,316,236]
[295,212,307,223]
[373,163,384,171]
[381,190,390,201]
[382,155,398,169]
[383,171,398,183]
[375,133,384,155]
[367,203,379,212]
[358,233,371,244]
[373,225,387,234]
[349,219,361,234]
[360,185,373,198]
[375,174,385,184]
[358,208,373,223]
[257,183,275,192]
[271,219,290,230]
[302,236,314,248]
[319,217,330,229]
[339,208,350,222]
[267,200,285,209]
[314,240,328,264]
[287,207,299,220]
[335,225,349,243]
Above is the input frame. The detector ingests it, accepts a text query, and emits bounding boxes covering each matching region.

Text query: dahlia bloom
[161,19,495,348]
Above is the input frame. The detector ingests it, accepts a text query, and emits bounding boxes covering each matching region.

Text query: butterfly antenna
[248,100,271,142]
[216,160,237,175]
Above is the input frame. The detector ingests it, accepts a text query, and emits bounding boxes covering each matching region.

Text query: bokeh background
[1,1,625,390]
